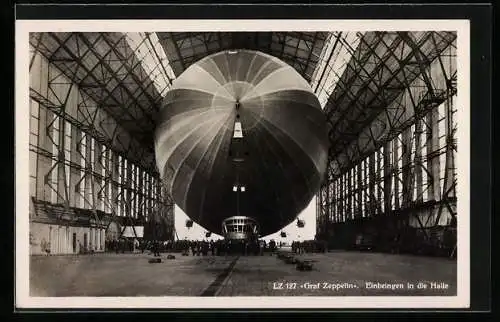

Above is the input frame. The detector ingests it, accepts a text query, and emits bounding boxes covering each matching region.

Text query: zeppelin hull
[155,50,329,236]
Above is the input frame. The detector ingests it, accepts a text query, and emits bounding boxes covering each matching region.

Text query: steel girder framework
[326,32,456,172]
[316,31,457,255]
[156,32,329,82]
[30,32,169,172]
[29,32,175,241]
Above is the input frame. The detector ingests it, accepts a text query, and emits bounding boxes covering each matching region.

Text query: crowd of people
[164,239,278,256]
[182,239,279,256]
[104,238,279,256]
[104,238,327,255]
[291,240,328,254]
[105,238,140,253]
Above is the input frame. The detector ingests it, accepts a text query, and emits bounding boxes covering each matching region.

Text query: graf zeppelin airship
[155,50,329,240]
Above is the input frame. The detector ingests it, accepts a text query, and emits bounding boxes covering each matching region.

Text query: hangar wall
[316,34,457,256]
[28,41,173,255]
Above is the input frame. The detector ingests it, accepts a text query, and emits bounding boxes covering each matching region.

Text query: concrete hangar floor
[30,250,456,297]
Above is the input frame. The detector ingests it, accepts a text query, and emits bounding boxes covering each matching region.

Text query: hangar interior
[27,31,457,257]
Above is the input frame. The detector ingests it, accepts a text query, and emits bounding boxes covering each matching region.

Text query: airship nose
[155,49,328,237]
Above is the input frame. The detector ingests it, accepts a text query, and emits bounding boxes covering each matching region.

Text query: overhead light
[240,186,246,192]
[233,121,243,138]
[228,50,238,54]
[233,185,238,192]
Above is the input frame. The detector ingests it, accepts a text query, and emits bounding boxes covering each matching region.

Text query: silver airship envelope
[155,49,329,237]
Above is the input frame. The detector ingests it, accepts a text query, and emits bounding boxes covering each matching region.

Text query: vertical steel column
[433,43,458,228]
[42,63,77,221]
[401,127,412,212]
[383,142,392,215]
[368,153,376,216]
[331,175,337,223]
[73,94,102,229]
[356,162,362,218]
[414,119,424,203]
[316,184,322,238]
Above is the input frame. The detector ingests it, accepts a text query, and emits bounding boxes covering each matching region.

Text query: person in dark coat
[210,241,215,256]
[153,240,160,257]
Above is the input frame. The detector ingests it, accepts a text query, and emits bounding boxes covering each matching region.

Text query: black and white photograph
[15,19,470,309]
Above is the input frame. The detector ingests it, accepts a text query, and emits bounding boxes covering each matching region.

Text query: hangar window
[420,125,429,202]
[124,33,174,97]
[100,145,106,212]
[106,150,113,213]
[79,132,87,209]
[124,158,128,186]
[50,115,60,204]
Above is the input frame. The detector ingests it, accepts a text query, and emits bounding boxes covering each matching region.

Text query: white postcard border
[15,19,470,309]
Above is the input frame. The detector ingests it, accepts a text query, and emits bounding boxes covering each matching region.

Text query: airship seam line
[157,111,230,182]
[195,111,235,227]
[244,111,301,217]
[251,113,315,200]
[251,108,327,177]
[173,114,230,211]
